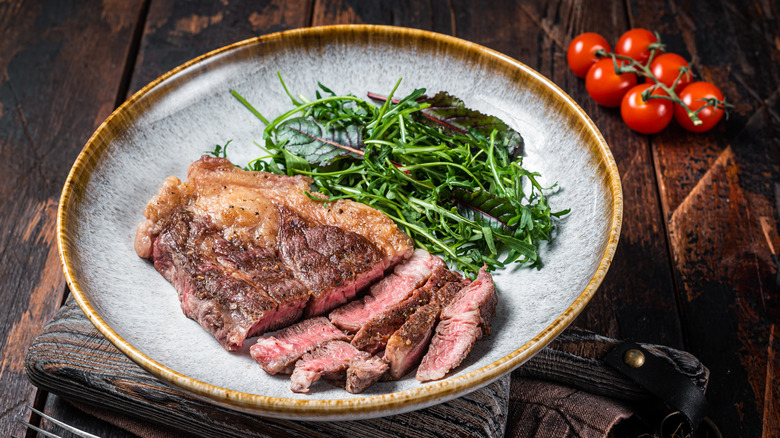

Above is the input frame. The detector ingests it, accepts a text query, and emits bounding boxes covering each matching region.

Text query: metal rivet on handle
[623,348,646,368]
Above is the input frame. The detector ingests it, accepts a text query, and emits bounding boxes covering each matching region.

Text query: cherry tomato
[674,82,725,132]
[620,84,673,134]
[585,58,638,107]
[615,28,657,64]
[646,53,692,94]
[567,33,611,78]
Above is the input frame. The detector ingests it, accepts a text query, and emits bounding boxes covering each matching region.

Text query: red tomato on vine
[647,53,692,94]
[621,84,673,134]
[615,28,658,64]
[567,33,611,78]
[674,82,726,132]
[585,58,637,107]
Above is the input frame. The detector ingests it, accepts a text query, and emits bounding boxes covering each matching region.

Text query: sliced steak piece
[290,340,386,393]
[383,280,470,380]
[416,267,497,382]
[384,304,438,380]
[351,264,463,353]
[345,355,389,394]
[329,249,443,332]
[250,317,350,375]
[277,207,388,317]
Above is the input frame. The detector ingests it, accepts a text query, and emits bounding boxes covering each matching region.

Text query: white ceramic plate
[58,25,622,420]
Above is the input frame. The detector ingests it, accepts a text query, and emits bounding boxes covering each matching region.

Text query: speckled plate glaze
[58,25,622,420]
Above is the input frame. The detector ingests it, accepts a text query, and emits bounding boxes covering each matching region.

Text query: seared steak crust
[383,304,438,380]
[277,207,387,317]
[383,279,470,379]
[153,211,279,350]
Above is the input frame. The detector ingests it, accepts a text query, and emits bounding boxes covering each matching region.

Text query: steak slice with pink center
[250,317,350,375]
[329,249,443,333]
[345,355,389,394]
[290,341,387,393]
[351,264,463,353]
[416,266,497,382]
[383,280,469,380]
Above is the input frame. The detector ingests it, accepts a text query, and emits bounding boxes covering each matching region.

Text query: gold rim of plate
[57,24,623,418]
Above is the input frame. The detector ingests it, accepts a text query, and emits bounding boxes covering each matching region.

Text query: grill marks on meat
[250,317,350,375]
[416,266,498,382]
[136,156,414,350]
[290,341,388,394]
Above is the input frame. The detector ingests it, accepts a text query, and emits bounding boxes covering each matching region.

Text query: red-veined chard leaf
[416,92,524,159]
[275,116,365,165]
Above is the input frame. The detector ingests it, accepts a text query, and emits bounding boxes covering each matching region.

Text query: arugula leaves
[228,77,568,274]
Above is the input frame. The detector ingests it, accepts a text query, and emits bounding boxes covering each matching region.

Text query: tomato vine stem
[595,48,731,127]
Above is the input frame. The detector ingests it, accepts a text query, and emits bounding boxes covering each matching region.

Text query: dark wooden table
[1,1,777,437]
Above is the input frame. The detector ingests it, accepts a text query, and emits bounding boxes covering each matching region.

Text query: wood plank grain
[311,0,453,33]
[0,1,144,435]
[127,0,314,97]
[625,1,780,436]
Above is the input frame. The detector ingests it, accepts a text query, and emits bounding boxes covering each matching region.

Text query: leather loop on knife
[605,341,710,432]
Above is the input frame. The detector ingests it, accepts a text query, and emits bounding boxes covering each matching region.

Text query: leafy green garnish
[228,77,569,274]
[415,92,524,160]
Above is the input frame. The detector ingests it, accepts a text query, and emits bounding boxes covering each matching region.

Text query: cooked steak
[214,236,310,330]
[351,264,463,353]
[345,355,389,394]
[290,340,386,393]
[249,317,350,375]
[383,304,438,380]
[383,280,469,380]
[329,249,443,333]
[136,156,413,350]
[416,266,497,382]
